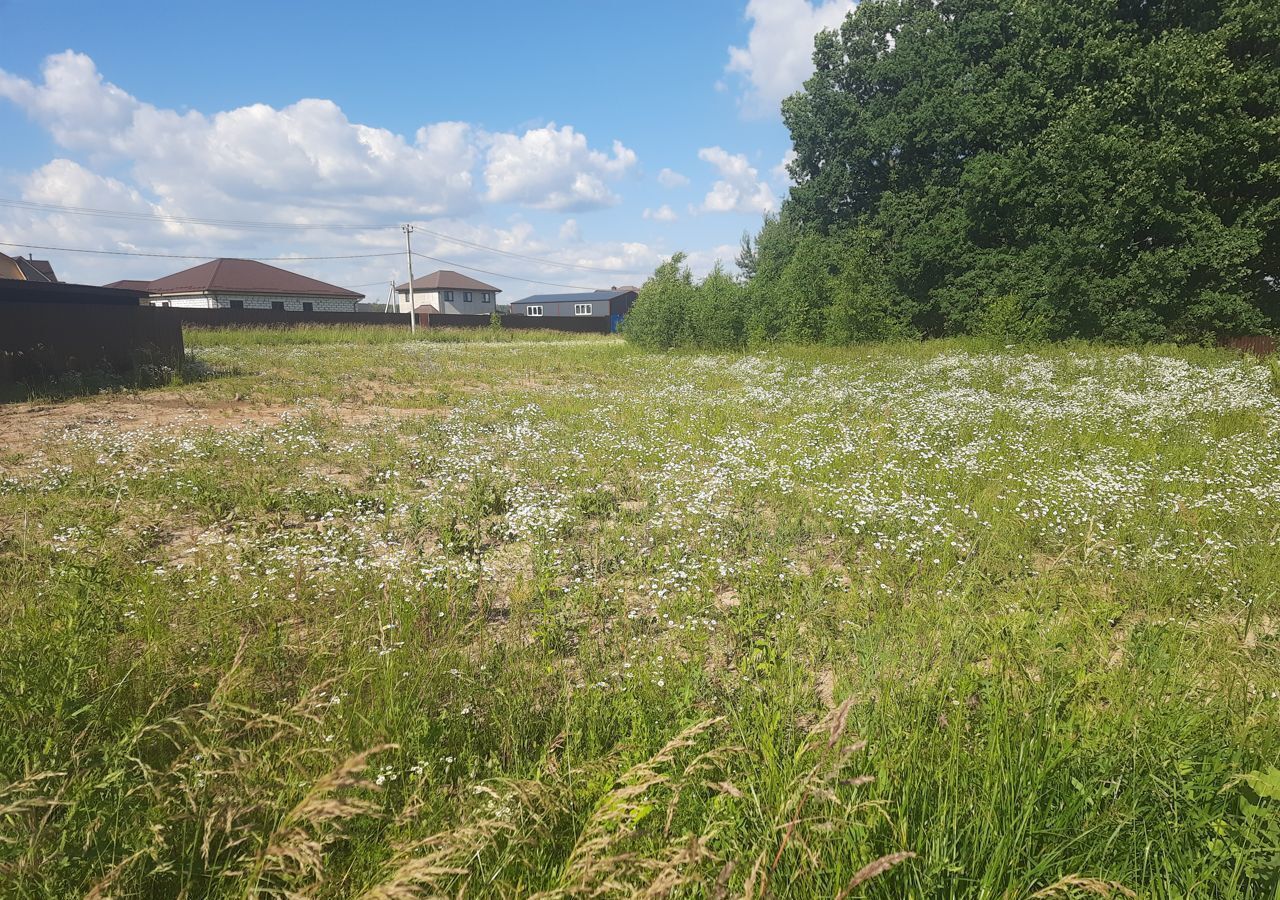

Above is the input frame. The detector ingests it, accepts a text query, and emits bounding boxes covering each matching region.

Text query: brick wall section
[1,301,184,382]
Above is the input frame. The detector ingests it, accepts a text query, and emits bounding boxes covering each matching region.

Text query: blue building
[507,287,638,333]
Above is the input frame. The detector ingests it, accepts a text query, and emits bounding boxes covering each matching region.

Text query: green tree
[744,213,801,346]
[687,263,747,350]
[622,253,695,350]
[824,230,916,344]
[774,0,1280,342]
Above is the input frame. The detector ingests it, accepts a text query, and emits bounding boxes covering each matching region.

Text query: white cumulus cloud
[0,51,482,222]
[0,51,658,290]
[697,147,775,215]
[559,218,582,242]
[483,123,637,212]
[657,168,690,189]
[726,0,855,117]
[773,149,798,186]
[643,205,678,223]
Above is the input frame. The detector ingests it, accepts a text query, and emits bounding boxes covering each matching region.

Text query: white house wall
[397,289,497,315]
[153,293,360,312]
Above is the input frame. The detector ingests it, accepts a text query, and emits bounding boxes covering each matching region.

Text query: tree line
[625,0,1279,350]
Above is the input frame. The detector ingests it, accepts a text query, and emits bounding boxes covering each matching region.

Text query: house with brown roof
[395,270,499,315]
[116,258,363,312]
[0,251,58,283]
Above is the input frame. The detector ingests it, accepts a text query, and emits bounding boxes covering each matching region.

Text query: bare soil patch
[0,392,443,454]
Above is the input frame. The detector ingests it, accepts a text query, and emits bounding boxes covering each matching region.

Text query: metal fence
[422,313,611,333]
[174,308,410,327]
[2,301,184,382]
[171,309,611,333]
[1219,335,1277,357]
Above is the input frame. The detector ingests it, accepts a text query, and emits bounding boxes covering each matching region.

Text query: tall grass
[1,332,1277,896]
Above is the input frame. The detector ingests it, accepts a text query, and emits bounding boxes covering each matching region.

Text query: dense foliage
[628,0,1280,349]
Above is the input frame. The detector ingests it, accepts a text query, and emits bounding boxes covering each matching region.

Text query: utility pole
[402,224,416,334]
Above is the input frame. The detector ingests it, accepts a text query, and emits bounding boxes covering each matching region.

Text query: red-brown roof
[147,258,363,299]
[396,270,500,293]
[104,279,153,291]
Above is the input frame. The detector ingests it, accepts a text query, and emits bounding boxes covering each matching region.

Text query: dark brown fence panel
[167,308,610,333]
[175,309,410,327]
[1219,335,1276,357]
[1,302,184,382]
[419,314,494,329]
[422,313,610,333]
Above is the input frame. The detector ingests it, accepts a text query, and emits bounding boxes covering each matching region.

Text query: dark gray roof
[509,289,632,305]
[15,257,57,282]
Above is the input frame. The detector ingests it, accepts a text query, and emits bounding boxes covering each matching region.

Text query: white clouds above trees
[643,205,678,222]
[0,52,639,222]
[0,50,741,293]
[483,124,637,211]
[725,0,855,117]
[697,147,775,214]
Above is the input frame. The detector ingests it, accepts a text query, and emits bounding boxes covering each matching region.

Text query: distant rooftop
[509,288,635,305]
[143,258,363,299]
[0,251,58,283]
[103,279,153,292]
[396,270,501,293]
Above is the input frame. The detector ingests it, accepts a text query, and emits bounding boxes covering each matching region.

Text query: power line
[407,223,629,274]
[410,251,599,291]
[0,198,394,231]
[0,240,400,261]
[0,238,620,292]
[1,197,635,274]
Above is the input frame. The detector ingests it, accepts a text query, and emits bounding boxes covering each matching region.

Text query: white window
[481,292,492,303]
[526,305,544,317]
[463,291,473,303]
[574,303,593,316]
[442,290,453,303]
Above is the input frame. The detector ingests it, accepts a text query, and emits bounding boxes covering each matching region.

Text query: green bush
[972,294,1051,343]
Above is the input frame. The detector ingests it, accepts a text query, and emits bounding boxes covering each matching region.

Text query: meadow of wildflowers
[1,328,1277,897]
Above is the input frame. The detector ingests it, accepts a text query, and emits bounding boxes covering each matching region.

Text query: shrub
[972,293,1051,343]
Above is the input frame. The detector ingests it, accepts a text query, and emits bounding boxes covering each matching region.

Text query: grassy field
[2,327,1278,898]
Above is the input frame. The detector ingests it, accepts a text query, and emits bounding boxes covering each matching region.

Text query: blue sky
[0,0,854,300]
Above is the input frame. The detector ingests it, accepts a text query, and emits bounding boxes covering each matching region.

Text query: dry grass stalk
[529,718,725,899]
[248,744,395,895]
[749,699,907,898]
[83,848,148,900]
[361,778,562,899]
[1030,875,1139,898]
[0,771,65,839]
[833,851,917,898]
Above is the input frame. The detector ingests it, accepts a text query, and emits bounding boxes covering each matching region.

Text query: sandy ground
[0,391,435,455]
